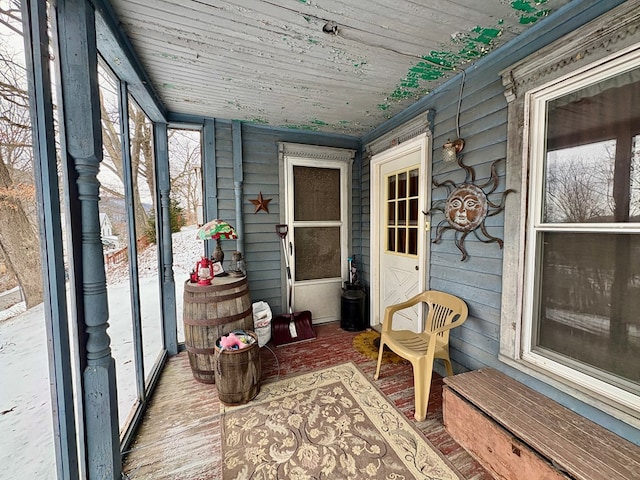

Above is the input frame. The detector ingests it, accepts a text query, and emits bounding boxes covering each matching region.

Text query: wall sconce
[442,138,464,162]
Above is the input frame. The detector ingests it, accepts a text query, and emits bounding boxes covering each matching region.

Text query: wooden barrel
[183,276,253,384]
[214,331,261,405]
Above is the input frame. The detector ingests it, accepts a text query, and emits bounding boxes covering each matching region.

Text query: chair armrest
[381,292,426,332]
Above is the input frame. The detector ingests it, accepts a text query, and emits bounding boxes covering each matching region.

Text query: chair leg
[374,339,385,380]
[442,355,454,377]
[413,357,433,422]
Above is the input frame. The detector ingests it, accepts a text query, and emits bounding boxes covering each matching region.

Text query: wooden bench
[443,368,640,480]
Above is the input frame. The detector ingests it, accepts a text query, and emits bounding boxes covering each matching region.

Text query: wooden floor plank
[122,322,492,479]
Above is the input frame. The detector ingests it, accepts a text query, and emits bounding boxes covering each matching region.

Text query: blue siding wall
[359,0,637,443]
[361,0,627,371]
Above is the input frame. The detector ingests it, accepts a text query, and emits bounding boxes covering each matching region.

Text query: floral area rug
[220,362,461,479]
[352,329,405,363]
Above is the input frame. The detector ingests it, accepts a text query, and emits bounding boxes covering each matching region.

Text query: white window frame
[522,49,640,414]
[499,2,640,428]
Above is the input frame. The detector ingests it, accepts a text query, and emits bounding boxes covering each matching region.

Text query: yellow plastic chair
[374,290,468,421]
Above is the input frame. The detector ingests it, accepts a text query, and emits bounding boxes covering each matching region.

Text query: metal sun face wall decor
[425,155,515,261]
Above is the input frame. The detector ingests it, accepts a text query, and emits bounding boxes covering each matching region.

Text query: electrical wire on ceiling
[455,68,466,139]
[443,68,466,162]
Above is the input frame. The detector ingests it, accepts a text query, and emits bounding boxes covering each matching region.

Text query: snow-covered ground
[0,227,202,479]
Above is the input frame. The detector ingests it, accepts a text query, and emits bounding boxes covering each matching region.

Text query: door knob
[415,266,419,271]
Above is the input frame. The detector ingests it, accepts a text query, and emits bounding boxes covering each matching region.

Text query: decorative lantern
[195,256,212,285]
[228,251,246,277]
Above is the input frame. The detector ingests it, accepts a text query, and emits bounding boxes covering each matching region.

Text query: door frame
[278,143,356,323]
[370,133,431,327]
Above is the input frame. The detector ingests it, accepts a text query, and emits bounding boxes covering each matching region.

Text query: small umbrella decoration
[196,219,238,272]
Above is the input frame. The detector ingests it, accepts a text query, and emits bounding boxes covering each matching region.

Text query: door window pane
[387,201,395,225]
[398,172,407,198]
[293,166,340,221]
[408,228,418,255]
[409,168,419,197]
[385,168,420,256]
[294,227,341,281]
[398,199,407,225]
[387,228,396,252]
[409,199,418,226]
[397,229,407,254]
[388,175,396,200]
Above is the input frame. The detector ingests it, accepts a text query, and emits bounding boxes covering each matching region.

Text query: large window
[522,50,640,410]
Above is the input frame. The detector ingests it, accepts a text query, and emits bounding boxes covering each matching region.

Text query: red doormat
[352,329,405,364]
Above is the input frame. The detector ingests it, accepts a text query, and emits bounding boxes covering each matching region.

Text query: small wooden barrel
[183,276,253,384]
[214,331,261,405]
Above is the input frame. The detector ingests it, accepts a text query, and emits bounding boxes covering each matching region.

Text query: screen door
[282,146,353,324]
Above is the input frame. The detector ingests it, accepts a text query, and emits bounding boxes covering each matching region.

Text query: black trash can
[340,284,367,331]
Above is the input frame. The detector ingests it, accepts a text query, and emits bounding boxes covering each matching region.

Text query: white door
[371,135,430,332]
[283,149,353,324]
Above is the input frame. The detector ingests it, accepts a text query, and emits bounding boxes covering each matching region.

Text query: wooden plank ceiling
[107,0,571,136]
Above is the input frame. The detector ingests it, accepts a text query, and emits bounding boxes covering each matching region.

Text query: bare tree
[545,154,610,223]
[98,64,155,241]
[168,129,201,224]
[0,4,43,307]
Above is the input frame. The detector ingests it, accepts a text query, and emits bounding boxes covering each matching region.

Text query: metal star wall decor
[424,156,515,261]
[250,191,272,213]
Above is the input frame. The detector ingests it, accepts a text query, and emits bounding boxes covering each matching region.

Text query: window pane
[387,200,395,225]
[534,232,640,391]
[398,200,407,225]
[398,172,407,198]
[127,97,165,393]
[294,227,341,280]
[293,166,340,221]
[387,175,396,200]
[387,228,395,252]
[409,168,419,197]
[408,228,418,255]
[409,198,418,226]
[1,8,56,475]
[99,65,136,431]
[397,228,407,254]
[544,68,640,223]
[168,129,203,345]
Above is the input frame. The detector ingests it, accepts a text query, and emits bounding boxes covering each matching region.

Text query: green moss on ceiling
[378,6,554,111]
[275,117,355,132]
[281,123,321,131]
[511,0,551,24]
